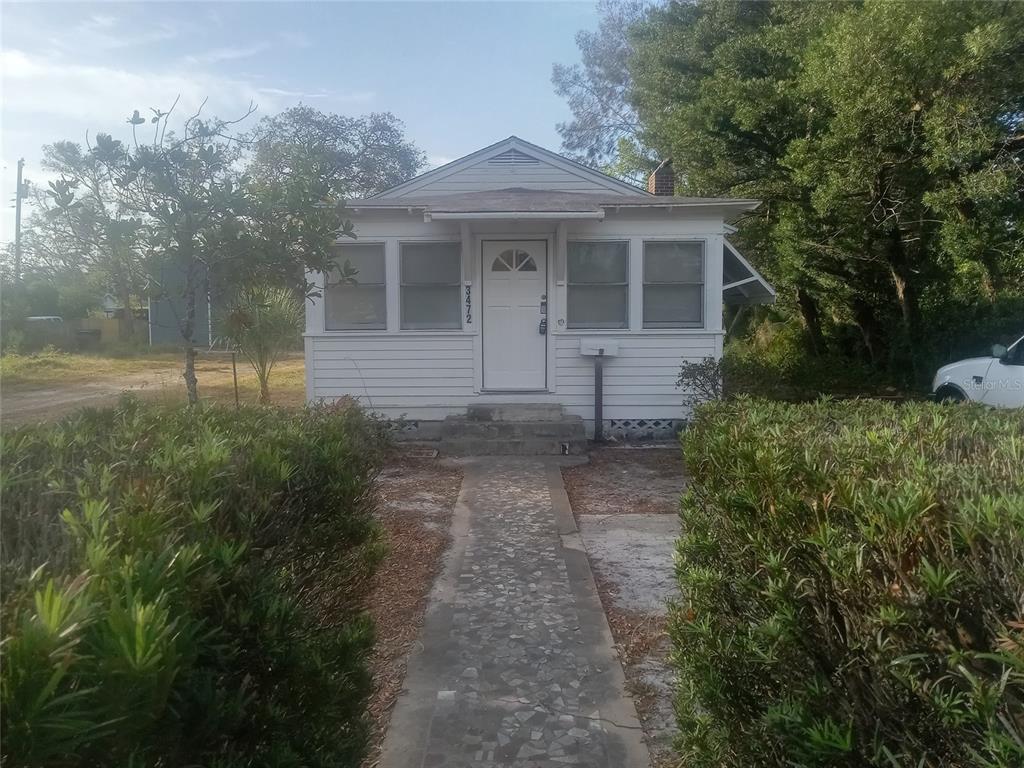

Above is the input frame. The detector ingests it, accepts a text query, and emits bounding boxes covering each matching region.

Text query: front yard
[1,350,306,425]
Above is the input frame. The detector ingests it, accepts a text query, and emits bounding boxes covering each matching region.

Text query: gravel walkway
[378,457,649,768]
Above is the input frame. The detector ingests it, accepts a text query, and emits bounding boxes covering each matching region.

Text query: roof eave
[425,210,605,221]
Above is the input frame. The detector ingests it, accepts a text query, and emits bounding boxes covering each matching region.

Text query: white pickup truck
[932,333,1024,408]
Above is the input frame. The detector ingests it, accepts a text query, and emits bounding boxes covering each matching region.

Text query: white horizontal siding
[554,334,715,421]
[309,335,475,413]
[308,331,720,423]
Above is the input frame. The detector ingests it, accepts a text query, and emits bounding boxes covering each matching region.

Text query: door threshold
[479,389,552,394]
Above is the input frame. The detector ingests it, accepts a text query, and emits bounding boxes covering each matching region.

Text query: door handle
[539,318,547,335]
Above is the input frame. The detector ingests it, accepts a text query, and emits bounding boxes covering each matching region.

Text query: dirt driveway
[1,356,306,426]
[2,367,181,425]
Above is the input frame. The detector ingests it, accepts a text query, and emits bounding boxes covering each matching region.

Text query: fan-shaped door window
[492,249,537,272]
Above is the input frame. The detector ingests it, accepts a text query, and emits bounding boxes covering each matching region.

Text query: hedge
[1,398,389,767]
[674,398,1024,767]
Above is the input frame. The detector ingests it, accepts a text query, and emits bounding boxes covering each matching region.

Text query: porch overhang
[723,239,776,305]
[425,210,605,222]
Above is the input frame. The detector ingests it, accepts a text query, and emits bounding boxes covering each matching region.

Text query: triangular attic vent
[487,148,540,166]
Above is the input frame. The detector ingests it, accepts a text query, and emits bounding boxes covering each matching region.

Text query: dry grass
[0,349,181,390]
[146,355,307,409]
[1,354,307,427]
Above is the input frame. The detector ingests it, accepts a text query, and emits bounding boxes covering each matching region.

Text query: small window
[643,241,704,329]
[401,242,462,330]
[492,249,536,272]
[567,241,628,329]
[325,243,386,330]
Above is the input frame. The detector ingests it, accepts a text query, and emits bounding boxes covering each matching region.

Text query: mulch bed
[362,455,463,767]
[562,445,685,518]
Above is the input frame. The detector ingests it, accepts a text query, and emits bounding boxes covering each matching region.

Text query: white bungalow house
[304,136,773,440]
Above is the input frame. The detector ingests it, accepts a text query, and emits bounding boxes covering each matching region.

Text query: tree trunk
[725,305,747,340]
[117,279,135,342]
[258,374,271,404]
[181,256,200,405]
[885,229,924,382]
[183,345,198,405]
[796,287,826,356]
[851,297,882,367]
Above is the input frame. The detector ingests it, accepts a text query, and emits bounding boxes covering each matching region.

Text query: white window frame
[642,239,705,330]
[399,240,463,331]
[324,241,387,331]
[566,239,630,330]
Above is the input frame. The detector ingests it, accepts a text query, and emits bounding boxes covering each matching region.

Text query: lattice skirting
[605,418,685,441]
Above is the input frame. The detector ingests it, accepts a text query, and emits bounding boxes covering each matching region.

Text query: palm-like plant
[222,284,302,403]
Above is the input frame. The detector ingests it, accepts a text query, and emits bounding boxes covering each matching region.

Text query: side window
[1009,338,1024,365]
[566,241,629,329]
[325,243,386,330]
[643,241,704,329]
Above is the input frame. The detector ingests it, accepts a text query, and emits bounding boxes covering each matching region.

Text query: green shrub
[723,330,895,401]
[674,398,1024,767]
[1,397,389,767]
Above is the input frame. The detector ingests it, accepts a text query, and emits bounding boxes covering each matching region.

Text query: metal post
[593,349,604,442]
[231,351,239,409]
[14,158,25,281]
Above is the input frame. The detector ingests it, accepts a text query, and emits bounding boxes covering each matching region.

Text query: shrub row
[674,398,1024,767]
[1,398,389,767]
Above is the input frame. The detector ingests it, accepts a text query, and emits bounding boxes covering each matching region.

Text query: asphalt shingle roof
[346,188,758,213]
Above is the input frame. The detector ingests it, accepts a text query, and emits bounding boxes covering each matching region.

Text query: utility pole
[14,157,25,281]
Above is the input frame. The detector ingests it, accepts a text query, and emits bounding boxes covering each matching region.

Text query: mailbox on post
[579,340,619,442]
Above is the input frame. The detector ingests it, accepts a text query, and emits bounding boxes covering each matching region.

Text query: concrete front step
[441,436,588,456]
[440,410,587,455]
[466,403,566,422]
[442,418,585,441]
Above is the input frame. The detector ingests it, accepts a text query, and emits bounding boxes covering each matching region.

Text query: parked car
[23,316,66,349]
[932,333,1024,408]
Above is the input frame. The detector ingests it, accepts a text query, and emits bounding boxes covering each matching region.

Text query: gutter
[424,211,605,221]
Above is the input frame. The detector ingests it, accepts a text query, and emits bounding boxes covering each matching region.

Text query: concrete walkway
[379,457,650,768]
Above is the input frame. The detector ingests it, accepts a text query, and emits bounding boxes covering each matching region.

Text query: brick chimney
[647,159,674,196]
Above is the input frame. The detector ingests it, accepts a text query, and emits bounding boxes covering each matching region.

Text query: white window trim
[641,239,706,330]
[565,239,630,331]
[324,241,388,332]
[399,240,464,331]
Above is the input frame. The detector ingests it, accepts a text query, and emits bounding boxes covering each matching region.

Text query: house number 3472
[465,285,472,324]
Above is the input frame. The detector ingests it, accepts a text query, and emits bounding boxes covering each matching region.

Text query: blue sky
[1,1,600,241]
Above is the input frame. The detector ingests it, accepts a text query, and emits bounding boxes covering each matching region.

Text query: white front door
[482,240,547,390]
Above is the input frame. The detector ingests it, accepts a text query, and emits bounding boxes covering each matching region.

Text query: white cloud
[426,154,457,169]
[183,44,273,66]
[46,13,179,53]
[1,49,375,128]
[0,48,377,241]
[1,48,287,128]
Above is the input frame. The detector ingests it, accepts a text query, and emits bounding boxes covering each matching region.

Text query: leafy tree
[221,284,303,403]
[559,0,1024,384]
[552,0,652,181]
[0,246,107,351]
[51,103,351,403]
[29,141,148,340]
[247,106,425,199]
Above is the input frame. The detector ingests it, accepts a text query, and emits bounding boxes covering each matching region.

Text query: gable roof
[369,136,648,199]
